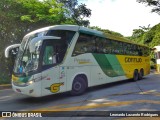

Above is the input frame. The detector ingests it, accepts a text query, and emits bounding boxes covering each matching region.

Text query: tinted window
[43,46,55,65]
[46,30,75,45]
[72,33,96,56]
[95,37,106,53]
[41,40,67,70]
[103,39,112,54]
[72,33,149,56]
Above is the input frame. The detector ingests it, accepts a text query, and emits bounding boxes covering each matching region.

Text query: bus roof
[25,25,148,48]
[24,25,80,38]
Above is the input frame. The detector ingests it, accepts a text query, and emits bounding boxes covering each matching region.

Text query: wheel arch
[72,73,88,88]
[70,73,89,95]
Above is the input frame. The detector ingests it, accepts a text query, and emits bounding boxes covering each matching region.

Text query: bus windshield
[13,33,43,75]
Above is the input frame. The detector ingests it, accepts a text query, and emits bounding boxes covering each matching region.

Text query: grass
[0,74,11,85]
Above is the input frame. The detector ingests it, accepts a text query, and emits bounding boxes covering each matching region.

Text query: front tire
[71,77,87,96]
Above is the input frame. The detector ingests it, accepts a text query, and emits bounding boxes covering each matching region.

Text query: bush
[0,74,11,84]
[150,61,156,69]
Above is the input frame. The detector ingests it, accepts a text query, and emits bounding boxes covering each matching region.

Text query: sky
[79,0,160,36]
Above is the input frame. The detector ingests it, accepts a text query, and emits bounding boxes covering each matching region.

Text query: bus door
[41,40,66,96]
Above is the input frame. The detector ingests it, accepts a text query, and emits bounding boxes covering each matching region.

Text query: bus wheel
[133,70,139,81]
[138,69,144,80]
[71,77,87,96]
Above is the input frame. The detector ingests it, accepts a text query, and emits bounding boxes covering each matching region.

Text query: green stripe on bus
[92,54,124,77]
[105,55,125,76]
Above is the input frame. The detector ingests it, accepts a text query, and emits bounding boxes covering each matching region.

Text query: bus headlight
[26,80,34,85]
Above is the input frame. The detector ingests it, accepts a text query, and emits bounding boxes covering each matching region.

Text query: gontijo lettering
[125,57,142,63]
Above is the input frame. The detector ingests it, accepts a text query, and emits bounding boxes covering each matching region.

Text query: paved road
[1,72,160,120]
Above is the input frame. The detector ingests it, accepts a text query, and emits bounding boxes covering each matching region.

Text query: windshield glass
[13,32,43,75]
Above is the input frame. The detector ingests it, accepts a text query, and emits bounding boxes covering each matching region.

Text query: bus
[153,46,160,72]
[5,25,150,97]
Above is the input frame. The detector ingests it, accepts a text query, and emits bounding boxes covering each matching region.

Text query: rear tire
[71,77,87,96]
[133,69,138,81]
[138,69,144,80]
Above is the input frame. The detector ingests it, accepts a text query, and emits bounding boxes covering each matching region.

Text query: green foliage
[132,29,145,38]
[130,23,160,46]
[144,23,160,46]
[143,30,155,44]
[0,73,10,84]
[89,26,124,37]
[89,26,102,31]
[129,23,160,62]
[149,28,160,47]
[17,0,67,24]
[137,0,160,15]
[128,24,151,44]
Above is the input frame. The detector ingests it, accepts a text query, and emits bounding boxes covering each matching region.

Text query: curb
[0,84,12,90]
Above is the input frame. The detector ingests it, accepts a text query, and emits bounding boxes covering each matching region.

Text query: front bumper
[12,82,41,97]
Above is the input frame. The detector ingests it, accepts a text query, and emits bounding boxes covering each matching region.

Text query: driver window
[43,46,56,65]
[41,40,67,70]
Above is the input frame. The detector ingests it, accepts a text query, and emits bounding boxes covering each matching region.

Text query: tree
[128,24,152,44]
[19,0,67,24]
[58,0,91,26]
[148,23,160,47]
[0,0,23,82]
[137,0,160,15]
[132,29,145,38]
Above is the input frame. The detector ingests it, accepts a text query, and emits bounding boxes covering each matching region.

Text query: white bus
[153,46,160,72]
[5,25,150,97]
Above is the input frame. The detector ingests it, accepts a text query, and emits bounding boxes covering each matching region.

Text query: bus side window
[131,44,137,56]
[104,39,111,54]
[95,37,105,53]
[143,47,150,56]
[72,33,95,56]
[138,46,143,56]
[110,40,117,54]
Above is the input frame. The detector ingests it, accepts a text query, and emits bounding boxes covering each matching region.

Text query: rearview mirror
[5,44,20,58]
